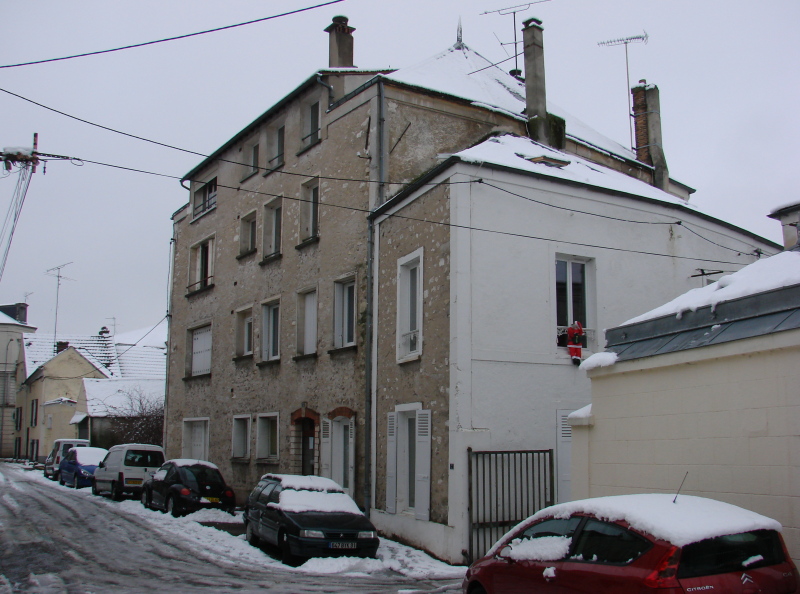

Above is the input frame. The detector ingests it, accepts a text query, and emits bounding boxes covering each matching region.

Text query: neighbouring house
[572,230,800,563]
[0,303,36,458]
[15,321,166,461]
[164,15,780,564]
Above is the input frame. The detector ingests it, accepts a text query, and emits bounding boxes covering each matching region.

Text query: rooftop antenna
[105,316,117,336]
[23,291,33,303]
[481,1,553,77]
[598,31,649,150]
[45,262,74,353]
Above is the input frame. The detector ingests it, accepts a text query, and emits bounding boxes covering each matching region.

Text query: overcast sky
[1,0,797,337]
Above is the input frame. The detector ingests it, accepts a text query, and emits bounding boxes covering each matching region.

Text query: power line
[36,154,770,267]
[0,1,344,69]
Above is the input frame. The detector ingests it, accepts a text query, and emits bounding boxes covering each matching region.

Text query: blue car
[58,446,108,489]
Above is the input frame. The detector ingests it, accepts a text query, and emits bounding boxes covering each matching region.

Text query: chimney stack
[632,80,670,192]
[325,16,355,68]
[768,202,800,250]
[522,18,565,149]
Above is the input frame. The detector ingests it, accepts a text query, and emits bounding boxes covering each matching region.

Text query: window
[235,309,254,357]
[302,101,320,147]
[520,517,582,540]
[256,413,279,460]
[320,416,355,495]
[240,212,257,255]
[297,290,317,355]
[261,300,280,361]
[572,519,651,564]
[182,418,209,459]
[678,530,786,579]
[188,237,214,292]
[386,406,431,520]
[30,399,38,427]
[268,125,285,171]
[190,325,212,376]
[397,249,423,360]
[193,178,217,217]
[249,143,259,175]
[15,406,22,431]
[300,180,320,242]
[29,439,39,462]
[334,278,356,348]
[263,198,282,257]
[556,258,589,347]
[231,415,251,458]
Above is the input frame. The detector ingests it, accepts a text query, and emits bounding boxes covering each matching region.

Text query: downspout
[363,79,386,516]
[316,75,335,108]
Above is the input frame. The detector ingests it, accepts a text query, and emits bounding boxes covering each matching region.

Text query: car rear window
[678,530,786,578]
[124,450,165,467]
[180,466,225,490]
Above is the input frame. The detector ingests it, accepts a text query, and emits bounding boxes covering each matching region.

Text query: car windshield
[179,466,225,491]
[678,530,786,578]
[124,450,164,467]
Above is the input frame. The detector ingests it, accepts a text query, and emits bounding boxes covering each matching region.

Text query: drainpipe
[316,75,335,108]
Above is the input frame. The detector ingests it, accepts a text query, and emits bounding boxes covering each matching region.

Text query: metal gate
[467,448,555,562]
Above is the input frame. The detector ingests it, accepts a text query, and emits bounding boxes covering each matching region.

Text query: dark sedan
[243,473,379,565]
[140,459,235,517]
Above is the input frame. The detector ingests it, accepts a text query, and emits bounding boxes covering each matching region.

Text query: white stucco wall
[576,329,800,564]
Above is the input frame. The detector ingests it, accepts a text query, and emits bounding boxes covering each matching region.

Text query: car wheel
[166,496,182,518]
[140,489,150,509]
[51,470,59,482]
[91,479,99,496]
[279,531,298,566]
[58,474,65,486]
[72,475,79,489]
[468,585,488,594]
[245,521,260,547]
[111,481,123,501]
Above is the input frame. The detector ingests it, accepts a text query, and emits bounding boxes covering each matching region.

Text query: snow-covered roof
[69,412,88,425]
[623,250,800,326]
[23,333,121,379]
[489,494,781,555]
[264,474,345,492]
[72,446,108,465]
[114,319,167,348]
[0,310,34,330]
[82,377,164,417]
[384,43,636,163]
[272,489,364,515]
[454,134,686,207]
[43,397,77,406]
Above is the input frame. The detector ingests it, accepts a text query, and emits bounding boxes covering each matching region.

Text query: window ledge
[185,283,215,298]
[183,373,211,382]
[328,345,357,356]
[295,236,320,251]
[255,457,280,465]
[292,353,318,362]
[256,358,281,368]
[191,206,216,223]
[296,138,321,157]
[239,170,259,183]
[259,252,282,266]
[397,352,421,365]
[230,456,251,464]
[232,353,254,363]
[236,248,257,261]
[262,164,284,179]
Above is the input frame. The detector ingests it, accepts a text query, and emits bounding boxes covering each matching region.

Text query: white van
[44,438,90,480]
[92,443,165,500]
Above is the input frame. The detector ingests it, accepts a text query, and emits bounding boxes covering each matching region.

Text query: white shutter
[386,412,397,514]
[347,419,356,497]
[191,326,212,375]
[415,410,432,521]
[320,418,332,478]
[304,291,317,355]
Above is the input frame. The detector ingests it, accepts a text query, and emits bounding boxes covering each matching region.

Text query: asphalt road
[0,463,461,594]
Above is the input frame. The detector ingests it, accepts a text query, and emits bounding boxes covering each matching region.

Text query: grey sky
[1,0,797,336]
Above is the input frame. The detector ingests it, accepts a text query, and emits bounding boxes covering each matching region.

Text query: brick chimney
[522,18,565,149]
[0,303,27,323]
[324,16,355,68]
[768,202,800,250]
[632,80,669,192]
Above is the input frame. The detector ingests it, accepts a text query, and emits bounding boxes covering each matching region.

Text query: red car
[463,494,798,594]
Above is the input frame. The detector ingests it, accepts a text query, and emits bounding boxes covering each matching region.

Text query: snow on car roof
[262,473,344,492]
[169,459,219,470]
[72,446,108,465]
[270,489,364,516]
[529,494,781,548]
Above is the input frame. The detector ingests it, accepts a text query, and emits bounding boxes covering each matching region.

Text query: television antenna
[45,262,75,353]
[598,31,649,150]
[481,1,553,77]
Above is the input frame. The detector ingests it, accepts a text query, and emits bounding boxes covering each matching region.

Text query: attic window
[520,154,571,168]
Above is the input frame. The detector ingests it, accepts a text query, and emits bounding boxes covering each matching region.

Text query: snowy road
[0,463,464,593]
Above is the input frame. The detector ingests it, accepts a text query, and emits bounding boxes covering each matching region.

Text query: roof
[0,310,35,331]
[23,333,121,379]
[590,250,800,364]
[82,377,165,417]
[264,473,345,492]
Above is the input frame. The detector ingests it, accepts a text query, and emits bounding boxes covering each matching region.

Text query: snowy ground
[7,462,465,592]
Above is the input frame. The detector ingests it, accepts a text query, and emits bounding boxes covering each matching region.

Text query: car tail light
[224,490,234,498]
[180,488,191,496]
[643,546,681,589]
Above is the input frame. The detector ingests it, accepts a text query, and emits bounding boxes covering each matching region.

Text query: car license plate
[330,542,357,549]
[126,479,142,485]
[205,497,219,503]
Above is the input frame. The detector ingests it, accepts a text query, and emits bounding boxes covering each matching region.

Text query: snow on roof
[0,310,32,329]
[72,446,108,465]
[69,412,88,425]
[115,345,166,378]
[263,473,345,492]
[528,494,782,548]
[623,250,800,326]
[169,459,219,470]
[43,397,77,406]
[23,333,120,379]
[455,134,687,207]
[567,404,593,420]
[272,489,364,515]
[82,377,164,417]
[579,351,618,371]
[384,43,636,163]
[114,319,167,348]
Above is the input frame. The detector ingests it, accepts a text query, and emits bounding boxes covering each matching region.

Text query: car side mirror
[98,461,105,468]
[496,545,516,563]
